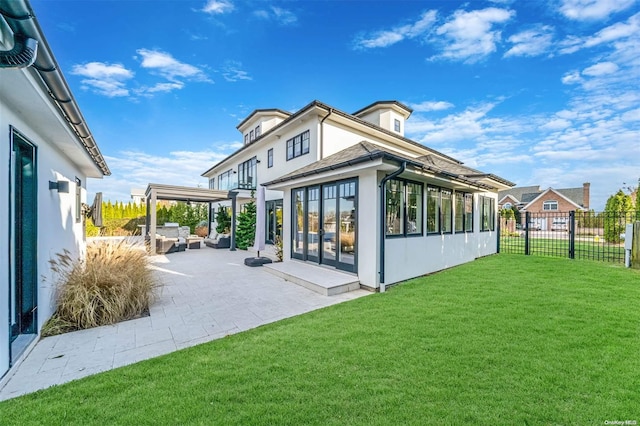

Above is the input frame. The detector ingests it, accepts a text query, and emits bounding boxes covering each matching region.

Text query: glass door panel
[307,187,320,262]
[292,189,305,259]
[338,181,356,271]
[322,185,337,266]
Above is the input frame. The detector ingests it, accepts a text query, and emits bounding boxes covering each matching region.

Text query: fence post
[497,216,501,253]
[633,222,640,270]
[569,211,575,259]
[525,211,530,256]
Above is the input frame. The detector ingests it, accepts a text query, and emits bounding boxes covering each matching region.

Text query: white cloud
[559,12,640,54]
[559,0,636,21]
[504,25,554,57]
[408,101,454,112]
[561,70,583,84]
[253,6,298,26]
[202,0,234,15]
[89,147,237,202]
[353,10,437,49]
[136,49,210,83]
[429,7,515,63]
[540,118,572,131]
[582,61,619,76]
[71,62,134,97]
[220,61,252,82]
[142,82,185,94]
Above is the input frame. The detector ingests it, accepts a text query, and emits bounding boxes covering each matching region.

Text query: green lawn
[1,255,639,425]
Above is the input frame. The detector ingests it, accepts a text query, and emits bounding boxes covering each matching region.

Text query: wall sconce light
[49,180,69,193]
[256,159,261,164]
[233,170,237,174]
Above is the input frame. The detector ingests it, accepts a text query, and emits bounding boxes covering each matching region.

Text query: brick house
[498,183,590,231]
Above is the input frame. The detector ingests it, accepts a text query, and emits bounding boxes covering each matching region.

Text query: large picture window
[441,189,452,233]
[427,185,456,234]
[218,169,233,191]
[385,179,422,237]
[480,196,495,231]
[286,130,310,160]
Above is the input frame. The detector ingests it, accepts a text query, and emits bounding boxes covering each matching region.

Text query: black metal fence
[498,211,638,263]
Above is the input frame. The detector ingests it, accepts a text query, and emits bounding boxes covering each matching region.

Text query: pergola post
[229,191,238,251]
[149,189,157,255]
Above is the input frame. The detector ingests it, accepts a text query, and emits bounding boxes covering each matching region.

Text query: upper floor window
[244,134,249,145]
[208,177,215,190]
[386,179,422,237]
[286,130,310,160]
[218,169,234,191]
[250,130,255,142]
[502,202,512,209]
[255,125,261,138]
[238,157,257,190]
[267,148,273,168]
[543,200,558,211]
[394,119,401,132]
[480,196,495,231]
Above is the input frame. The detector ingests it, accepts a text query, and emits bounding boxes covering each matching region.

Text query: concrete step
[263,261,360,296]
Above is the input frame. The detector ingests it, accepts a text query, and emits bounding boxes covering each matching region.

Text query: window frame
[385,178,423,238]
[75,177,82,223]
[394,118,401,132]
[543,200,558,211]
[237,157,257,190]
[217,169,233,191]
[255,125,261,138]
[480,195,496,232]
[454,191,474,233]
[286,130,310,161]
[267,148,273,168]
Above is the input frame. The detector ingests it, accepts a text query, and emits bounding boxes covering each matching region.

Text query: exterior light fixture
[49,180,69,193]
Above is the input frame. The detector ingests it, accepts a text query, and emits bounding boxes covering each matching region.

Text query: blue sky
[31,0,639,210]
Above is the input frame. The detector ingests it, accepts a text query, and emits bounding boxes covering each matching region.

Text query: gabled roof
[263,140,514,190]
[499,184,588,209]
[202,100,462,177]
[520,188,585,211]
[235,108,291,131]
[352,100,413,119]
[498,186,540,203]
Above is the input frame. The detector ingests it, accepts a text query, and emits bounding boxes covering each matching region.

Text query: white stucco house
[202,100,514,291]
[0,0,110,379]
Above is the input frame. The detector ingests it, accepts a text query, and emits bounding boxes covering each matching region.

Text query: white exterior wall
[1,99,88,377]
[354,169,380,288]
[383,191,497,285]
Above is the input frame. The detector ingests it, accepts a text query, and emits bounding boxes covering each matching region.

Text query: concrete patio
[0,248,370,401]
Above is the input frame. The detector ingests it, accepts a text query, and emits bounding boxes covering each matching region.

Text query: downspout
[378,161,406,292]
[319,108,332,159]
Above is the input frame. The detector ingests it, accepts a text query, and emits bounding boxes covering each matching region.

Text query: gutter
[378,161,406,292]
[0,0,110,176]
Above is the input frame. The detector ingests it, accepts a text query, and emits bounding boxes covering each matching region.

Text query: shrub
[215,206,231,235]
[273,235,283,262]
[43,240,160,336]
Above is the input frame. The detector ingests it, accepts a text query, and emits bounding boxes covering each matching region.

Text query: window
[480,196,495,231]
[255,125,261,138]
[427,186,440,234]
[394,118,401,132]
[218,169,233,190]
[386,179,422,237]
[455,192,474,232]
[250,130,255,142]
[75,177,82,223]
[502,202,512,209]
[244,134,249,145]
[286,130,310,160]
[543,200,558,211]
[465,193,473,232]
[208,177,215,189]
[267,148,273,168]
[238,157,257,189]
[441,189,452,233]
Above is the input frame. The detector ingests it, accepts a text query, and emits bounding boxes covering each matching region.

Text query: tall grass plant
[43,239,159,336]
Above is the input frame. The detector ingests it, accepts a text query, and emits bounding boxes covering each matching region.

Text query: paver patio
[0,248,370,401]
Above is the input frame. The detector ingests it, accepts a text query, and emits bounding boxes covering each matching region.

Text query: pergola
[144,183,238,254]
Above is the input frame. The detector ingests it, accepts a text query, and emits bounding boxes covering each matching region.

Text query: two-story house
[0,0,109,379]
[202,100,514,291]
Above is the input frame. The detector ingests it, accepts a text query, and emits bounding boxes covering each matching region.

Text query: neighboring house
[498,183,590,231]
[202,100,514,291]
[0,0,110,379]
[131,188,147,205]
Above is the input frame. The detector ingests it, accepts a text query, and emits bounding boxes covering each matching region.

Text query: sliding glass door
[290,178,357,273]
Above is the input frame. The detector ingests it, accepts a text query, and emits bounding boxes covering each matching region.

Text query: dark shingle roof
[263,141,513,190]
[500,185,586,207]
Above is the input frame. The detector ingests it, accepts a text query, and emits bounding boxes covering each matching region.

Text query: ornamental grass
[43,239,159,336]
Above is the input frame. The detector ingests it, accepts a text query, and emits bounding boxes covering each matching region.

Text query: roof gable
[521,188,584,211]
